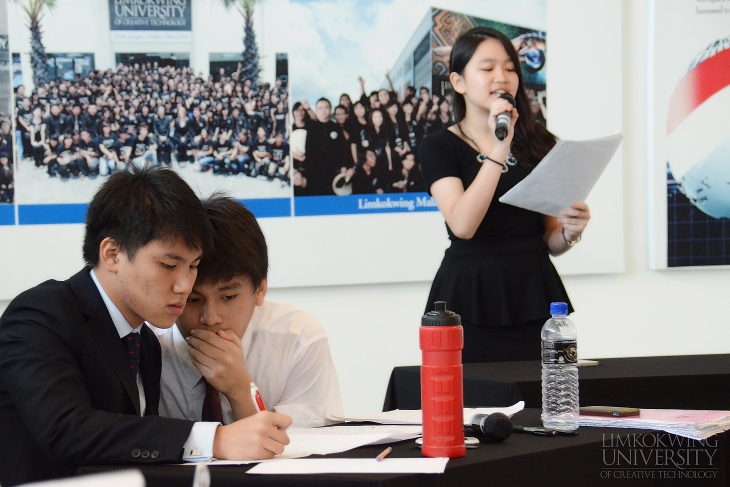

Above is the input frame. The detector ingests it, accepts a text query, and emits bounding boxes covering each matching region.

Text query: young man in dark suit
[0,166,291,487]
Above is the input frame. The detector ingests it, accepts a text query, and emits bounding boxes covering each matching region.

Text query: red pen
[250,382,266,412]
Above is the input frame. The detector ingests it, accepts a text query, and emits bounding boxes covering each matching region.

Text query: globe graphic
[666,37,730,219]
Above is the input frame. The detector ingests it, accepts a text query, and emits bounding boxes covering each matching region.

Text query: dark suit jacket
[0,268,195,486]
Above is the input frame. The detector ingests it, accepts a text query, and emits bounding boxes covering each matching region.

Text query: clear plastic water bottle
[541,302,579,431]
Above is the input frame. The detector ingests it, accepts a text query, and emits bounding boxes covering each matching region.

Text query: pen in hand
[250,382,266,412]
[375,447,392,462]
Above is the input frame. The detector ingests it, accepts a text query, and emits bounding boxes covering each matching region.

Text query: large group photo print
[7,0,292,222]
[287,0,548,216]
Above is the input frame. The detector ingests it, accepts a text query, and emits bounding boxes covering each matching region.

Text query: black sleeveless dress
[420,130,572,362]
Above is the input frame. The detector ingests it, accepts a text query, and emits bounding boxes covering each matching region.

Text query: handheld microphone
[469,412,513,442]
[494,93,516,141]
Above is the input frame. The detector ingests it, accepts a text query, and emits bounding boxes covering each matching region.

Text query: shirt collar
[90,268,139,338]
[172,323,204,389]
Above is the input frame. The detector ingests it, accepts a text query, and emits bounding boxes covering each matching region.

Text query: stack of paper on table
[327,401,525,426]
[579,409,730,440]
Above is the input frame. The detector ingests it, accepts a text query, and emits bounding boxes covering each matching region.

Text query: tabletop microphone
[494,93,516,141]
[470,412,513,442]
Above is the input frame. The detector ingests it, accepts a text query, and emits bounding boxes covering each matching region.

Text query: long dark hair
[449,27,555,167]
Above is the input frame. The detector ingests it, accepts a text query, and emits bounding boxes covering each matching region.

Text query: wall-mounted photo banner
[5,0,548,224]
[109,0,192,31]
[289,4,547,216]
[7,0,291,224]
[649,0,730,268]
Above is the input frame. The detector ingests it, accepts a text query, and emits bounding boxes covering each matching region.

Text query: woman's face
[354,103,366,118]
[340,95,351,108]
[371,110,383,128]
[402,103,413,115]
[378,90,390,106]
[452,38,519,114]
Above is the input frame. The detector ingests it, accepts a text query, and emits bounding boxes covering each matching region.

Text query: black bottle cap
[422,301,461,326]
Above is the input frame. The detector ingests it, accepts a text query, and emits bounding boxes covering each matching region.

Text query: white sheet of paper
[327,401,525,426]
[180,433,389,466]
[498,134,623,216]
[289,425,423,444]
[284,433,390,457]
[20,470,145,486]
[463,401,525,425]
[328,409,422,425]
[247,457,449,475]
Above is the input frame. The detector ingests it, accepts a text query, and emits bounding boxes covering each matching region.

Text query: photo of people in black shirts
[0,110,15,204]
[292,77,431,197]
[12,62,292,203]
[0,147,12,204]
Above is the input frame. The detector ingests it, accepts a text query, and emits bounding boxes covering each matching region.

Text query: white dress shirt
[89,269,217,461]
[154,300,343,427]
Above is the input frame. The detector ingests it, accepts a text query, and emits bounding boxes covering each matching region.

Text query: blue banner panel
[19,204,88,225]
[18,198,291,225]
[238,198,291,218]
[294,193,439,216]
[0,205,14,225]
[109,0,191,31]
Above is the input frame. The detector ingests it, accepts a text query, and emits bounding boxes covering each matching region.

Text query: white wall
[1,0,729,417]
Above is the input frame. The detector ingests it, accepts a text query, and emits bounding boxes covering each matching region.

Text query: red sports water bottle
[420,301,465,458]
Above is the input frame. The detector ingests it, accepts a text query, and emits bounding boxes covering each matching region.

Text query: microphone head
[499,93,516,107]
[470,412,513,442]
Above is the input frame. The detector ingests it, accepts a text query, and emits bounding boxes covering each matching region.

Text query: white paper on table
[498,134,623,216]
[284,433,390,457]
[179,433,389,466]
[247,457,449,475]
[327,401,525,426]
[463,401,525,425]
[181,459,265,466]
[328,409,422,425]
[289,425,423,444]
[179,454,309,466]
[19,470,145,486]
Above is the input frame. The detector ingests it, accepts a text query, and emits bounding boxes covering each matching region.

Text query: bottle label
[541,340,577,364]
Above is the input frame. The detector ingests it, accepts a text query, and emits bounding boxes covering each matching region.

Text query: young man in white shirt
[155,194,343,427]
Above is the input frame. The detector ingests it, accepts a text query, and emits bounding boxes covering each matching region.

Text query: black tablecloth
[82,409,730,487]
[383,354,730,411]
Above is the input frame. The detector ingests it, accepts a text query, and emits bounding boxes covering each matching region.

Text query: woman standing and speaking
[420,28,590,363]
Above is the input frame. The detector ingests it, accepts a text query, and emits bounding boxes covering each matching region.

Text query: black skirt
[425,236,573,329]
